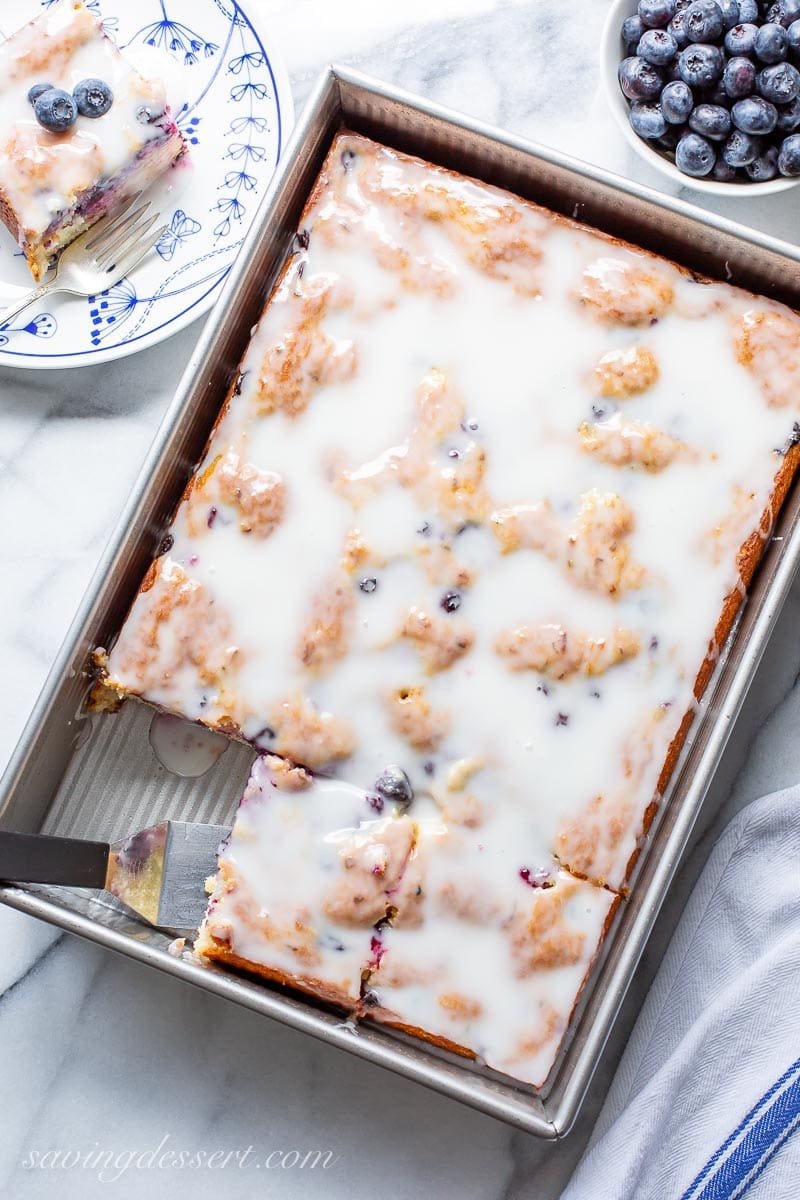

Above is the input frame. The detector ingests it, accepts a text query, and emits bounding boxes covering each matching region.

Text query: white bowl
[601,0,800,195]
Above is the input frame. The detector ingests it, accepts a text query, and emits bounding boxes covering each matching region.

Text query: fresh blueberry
[27,82,53,105]
[755,23,789,62]
[722,127,762,163]
[712,157,739,179]
[33,87,77,133]
[766,0,800,27]
[675,130,717,173]
[678,42,724,87]
[73,78,113,118]
[788,18,800,57]
[723,55,757,97]
[732,94,779,131]
[716,0,741,26]
[737,0,758,15]
[665,54,686,79]
[725,21,758,54]
[374,765,414,809]
[630,99,669,137]
[776,92,800,126]
[746,143,780,177]
[661,78,695,120]
[668,10,691,45]
[685,0,725,42]
[689,102,733,138]
[638,28,679,63]
[619,55,665,99]
[778,130,800,171]
[623,14,646,51]
[639,0,678,28]
[757,60,800,101]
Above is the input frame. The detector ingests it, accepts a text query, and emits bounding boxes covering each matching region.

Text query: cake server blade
[0,821,229,930]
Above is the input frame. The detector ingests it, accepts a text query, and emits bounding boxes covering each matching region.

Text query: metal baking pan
[4,66,800,1139]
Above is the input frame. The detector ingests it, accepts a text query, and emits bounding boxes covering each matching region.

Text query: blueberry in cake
[0,1,186,282]
[95,131,800,1086]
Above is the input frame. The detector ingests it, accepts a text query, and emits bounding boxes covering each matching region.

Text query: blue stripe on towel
[680,1057,800,1200]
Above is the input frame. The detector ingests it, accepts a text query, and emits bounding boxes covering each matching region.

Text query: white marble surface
[4,2,800,1196]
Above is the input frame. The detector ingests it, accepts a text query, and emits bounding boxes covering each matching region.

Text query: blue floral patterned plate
[0,0,294,369]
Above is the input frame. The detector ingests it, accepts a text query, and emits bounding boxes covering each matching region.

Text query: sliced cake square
[0,1,185,281]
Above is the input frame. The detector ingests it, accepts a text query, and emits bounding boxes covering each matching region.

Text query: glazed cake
[97,131,800,1085]
[0,1,185,282]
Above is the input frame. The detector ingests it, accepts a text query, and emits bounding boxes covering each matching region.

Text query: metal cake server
[0,821,229,929]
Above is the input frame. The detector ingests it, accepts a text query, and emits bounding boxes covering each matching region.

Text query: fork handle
[0,280,59,330]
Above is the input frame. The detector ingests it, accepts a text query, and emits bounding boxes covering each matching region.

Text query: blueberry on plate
[33,87,77,133]
[716,0,741,26]
[638,27,679,63]
[668,10,691,46]
[725,21,759,54]
[737,0,758,17]
[732,94,779,132]
[678,42,724,87]
[684,0,725,42]
[778,130,800,171]
[675,130,716,174]
[712,157,739,179]
[661,78,695,120]
[757,60,800,102]
[619,55,665,100]
[639,0,678,28]
[754,22,789,63]
[73,78,113,118]
[724,55,757,97]
[776,93,800,126]
[26,81,53,105]
[766,0,800,28]
[746,143,780,178]
[630,99,669,137]
[722,127,761,163]
[689,102,733,138]
[622,14,646,51]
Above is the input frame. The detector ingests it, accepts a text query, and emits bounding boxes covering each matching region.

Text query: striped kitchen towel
[562,785,800,1200]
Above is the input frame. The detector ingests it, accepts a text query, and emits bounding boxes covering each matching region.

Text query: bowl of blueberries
[602,0,800,192]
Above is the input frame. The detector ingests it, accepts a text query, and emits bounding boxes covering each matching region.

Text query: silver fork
[0,195,168,330]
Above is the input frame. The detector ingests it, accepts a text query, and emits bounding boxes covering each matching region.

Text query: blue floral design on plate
[156,209,202,261]
[0,0,292,368]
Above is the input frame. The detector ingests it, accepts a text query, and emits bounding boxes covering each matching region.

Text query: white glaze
[371,813,615,1086]
[106,132,800,1084]
[0,1,180,239]
[196,756,415,1003]
[148,711,228,778]
[107,131,800,889]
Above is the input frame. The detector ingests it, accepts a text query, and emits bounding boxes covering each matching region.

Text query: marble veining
[4,2,800,1197]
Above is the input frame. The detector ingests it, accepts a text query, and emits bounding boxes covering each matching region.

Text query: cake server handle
[0,830,109,887]
[0,281,59,330]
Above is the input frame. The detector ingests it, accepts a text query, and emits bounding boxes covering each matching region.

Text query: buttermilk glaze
[104,132,800,1085]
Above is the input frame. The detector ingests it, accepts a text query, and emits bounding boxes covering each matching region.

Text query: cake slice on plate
[0,0,186,281]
